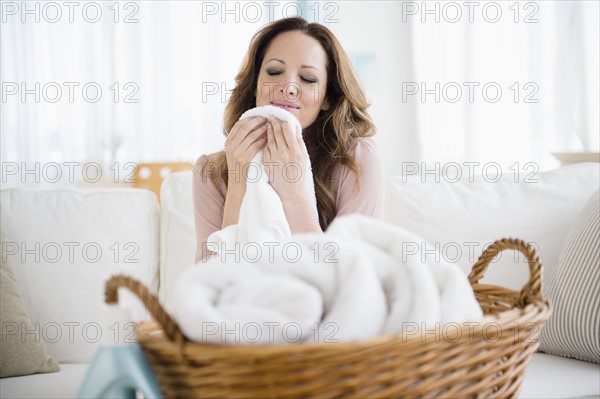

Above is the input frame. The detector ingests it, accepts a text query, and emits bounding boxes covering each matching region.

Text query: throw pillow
[539,189,599,363]
[0,224,60,378]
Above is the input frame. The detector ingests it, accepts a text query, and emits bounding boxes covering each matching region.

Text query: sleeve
[192,155,226,262]
[334,138,386,220]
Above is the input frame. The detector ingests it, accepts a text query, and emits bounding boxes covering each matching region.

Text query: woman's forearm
[222,182,245,229]
[282,193,322,234]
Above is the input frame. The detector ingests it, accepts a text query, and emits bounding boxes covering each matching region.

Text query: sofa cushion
[518,353,600,398]
[539,189,599,363]
[1,221,60,377]
[159,171,196,313]
[0,188,160,363]
[0,363,89,398]
[385,162,600,292]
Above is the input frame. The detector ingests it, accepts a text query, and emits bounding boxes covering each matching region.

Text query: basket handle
[468,238,543,307]
[105,274,185,344]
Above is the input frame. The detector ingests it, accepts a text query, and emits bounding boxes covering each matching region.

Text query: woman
[193,17,385,262]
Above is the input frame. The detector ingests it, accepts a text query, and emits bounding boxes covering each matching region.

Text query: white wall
[324,2,419,176]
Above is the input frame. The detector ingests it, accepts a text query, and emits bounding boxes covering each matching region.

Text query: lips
[271,101,300,110]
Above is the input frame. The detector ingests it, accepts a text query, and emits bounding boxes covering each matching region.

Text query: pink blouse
[192,137,385,262]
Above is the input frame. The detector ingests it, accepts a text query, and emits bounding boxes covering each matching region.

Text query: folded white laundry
[173,216,482,345]
[174,234,387,344]
[324,215,484,334]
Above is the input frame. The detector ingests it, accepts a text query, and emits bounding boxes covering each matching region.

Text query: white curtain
[1,1,264,168]
[1,1,598,185]
[410,0,599,170]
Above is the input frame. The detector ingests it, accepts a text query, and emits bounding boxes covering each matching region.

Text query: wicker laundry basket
[105,238,552,398]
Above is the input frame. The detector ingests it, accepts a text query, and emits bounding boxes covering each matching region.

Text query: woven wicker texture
[105,238,551,398]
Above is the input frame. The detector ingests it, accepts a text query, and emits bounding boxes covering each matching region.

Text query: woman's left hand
[262,116,309,202]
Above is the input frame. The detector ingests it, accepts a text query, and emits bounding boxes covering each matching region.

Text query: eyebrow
[266,58,320,71]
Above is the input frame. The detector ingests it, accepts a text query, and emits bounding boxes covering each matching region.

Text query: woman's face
[255,31,330,130]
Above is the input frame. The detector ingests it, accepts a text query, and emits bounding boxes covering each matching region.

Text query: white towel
[324,215,484,334]
[173,215,483,345]
[174,235,387,344]
[208,105,317,250]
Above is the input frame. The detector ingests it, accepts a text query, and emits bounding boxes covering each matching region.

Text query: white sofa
[1,163,599,398]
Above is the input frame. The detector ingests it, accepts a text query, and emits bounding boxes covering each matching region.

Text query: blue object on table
[78,344,161,399]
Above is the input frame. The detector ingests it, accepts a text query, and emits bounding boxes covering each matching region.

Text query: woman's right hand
[224,116,268,190]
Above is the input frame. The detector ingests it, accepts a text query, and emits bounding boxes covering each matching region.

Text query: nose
[280,81,299,100]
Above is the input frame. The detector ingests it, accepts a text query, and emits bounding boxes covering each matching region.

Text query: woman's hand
[263,116,321,233]
[224,116,268,190]
[262,116,309,201]
[221,116,267,229]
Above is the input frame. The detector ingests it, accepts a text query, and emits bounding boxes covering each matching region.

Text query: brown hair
[207,17,375,230]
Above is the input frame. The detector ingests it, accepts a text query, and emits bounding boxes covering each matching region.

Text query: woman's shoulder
[193,152,227,196]
[332,137,383,183]
[347,137,381,163]
[194,151,224,168]
[194,154,210,169]
[194,151,226,174]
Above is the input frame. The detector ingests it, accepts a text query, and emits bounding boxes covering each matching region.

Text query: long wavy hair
[206,17,375,231]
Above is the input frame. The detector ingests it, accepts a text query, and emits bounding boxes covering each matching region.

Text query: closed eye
[266,69,318,84]
[301,76,318,84]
